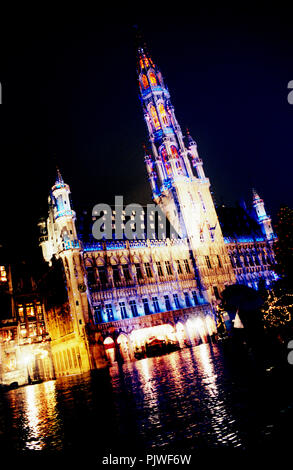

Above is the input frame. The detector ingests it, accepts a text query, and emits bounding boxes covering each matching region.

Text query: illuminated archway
[103,336,115,364]
[176,322,189,347]
[186,317,207,344]
[117,333,132,361]
[130,324,178,356]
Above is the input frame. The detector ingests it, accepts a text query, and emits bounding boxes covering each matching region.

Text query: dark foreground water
[1,343,293,463]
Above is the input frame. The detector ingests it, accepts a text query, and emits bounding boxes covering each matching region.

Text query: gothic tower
[39,169,107,373]
[136,39,236,303]
[252,189,274,240]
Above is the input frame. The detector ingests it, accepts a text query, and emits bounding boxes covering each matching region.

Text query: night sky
[0,6,292,263]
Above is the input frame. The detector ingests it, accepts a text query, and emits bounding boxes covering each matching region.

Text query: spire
[252,188,261,202]
[134,25,156,74]
[55,166,65,186]
[186,128,197,148]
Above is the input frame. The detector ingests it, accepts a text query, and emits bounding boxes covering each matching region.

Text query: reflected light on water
[24,385,43,450]
[21,380,59,450]
[195,344,243,447]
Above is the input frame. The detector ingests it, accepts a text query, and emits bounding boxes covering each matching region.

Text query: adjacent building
[0,260,54,387]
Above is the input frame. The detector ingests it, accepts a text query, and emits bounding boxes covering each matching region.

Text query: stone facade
[38,38,277,371]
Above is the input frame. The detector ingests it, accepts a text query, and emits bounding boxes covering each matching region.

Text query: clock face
[78,283,86,293]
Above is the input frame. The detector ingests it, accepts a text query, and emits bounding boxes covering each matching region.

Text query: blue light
[55,209,74,219]
[224,236,265,244]
[64,240,80,250]
[84,243,103,252]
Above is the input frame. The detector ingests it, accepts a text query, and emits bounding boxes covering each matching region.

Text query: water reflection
[194,344,242,447]
[4,380,62,450]
[0,343,291,453]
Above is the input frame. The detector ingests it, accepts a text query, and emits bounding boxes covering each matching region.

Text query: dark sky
[0,6,292,262]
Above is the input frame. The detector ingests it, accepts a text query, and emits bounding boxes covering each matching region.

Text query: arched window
[149,105,161,130]
[158,103,168,126]
[171,146,182,171]
[149,72,157,86]
[141,74,149,89]
[56,195,64,212]
[161,147,172,176]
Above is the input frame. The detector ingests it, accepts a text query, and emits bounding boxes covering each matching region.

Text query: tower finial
[252,188,261,202]
[55,165,64,185]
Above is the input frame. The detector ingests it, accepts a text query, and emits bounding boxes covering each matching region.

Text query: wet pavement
[1,342,293,462]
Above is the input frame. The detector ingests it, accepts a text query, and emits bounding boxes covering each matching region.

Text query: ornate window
[161,147,171,176]
[184,292,191,307]
[152,296,160,313]
[176,260,183,274]
[141,74,149,89]
[149,72,157,86]
[119,302,128,319]
[129,300,138,317]
[173,293,180,308]
[156,261,163,276]
[158,103,168,126]
[94,305,103,323]
[205,255,212,269]
[144,262,153,278]
[149,105,161,130]
[192,291,199,305]
[165,260,173,275]
[184,259,191,274]
[164,295,171,311]
[171,146,182,171]
[143,298,150,314]
[105,304,114,322]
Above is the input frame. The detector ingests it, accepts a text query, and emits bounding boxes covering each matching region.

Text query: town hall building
[38,38,277,375]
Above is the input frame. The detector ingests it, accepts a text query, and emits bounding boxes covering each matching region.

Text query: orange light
[149,72,157,86]
[150,105,161,130]
[0,266,7,282]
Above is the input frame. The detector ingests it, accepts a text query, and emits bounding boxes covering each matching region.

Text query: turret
[252,189,274,240]
[39,169,93,339]
[186,129,206,179]
[143,144,159,199]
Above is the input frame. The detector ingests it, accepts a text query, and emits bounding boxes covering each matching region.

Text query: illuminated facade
[39,39,277,370]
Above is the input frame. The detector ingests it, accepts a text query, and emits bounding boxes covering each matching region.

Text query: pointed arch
[149,71,157,86]
[158,102,168,126]
[170,146,183,172]
[141,74,149,89]
[149,104,161,130]
[160,146,172,177]
[96,256,105,266]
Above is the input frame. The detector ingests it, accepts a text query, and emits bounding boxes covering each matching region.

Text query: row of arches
[228,245,275,269]
[84,254,194,289]
[102,316,217,364]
